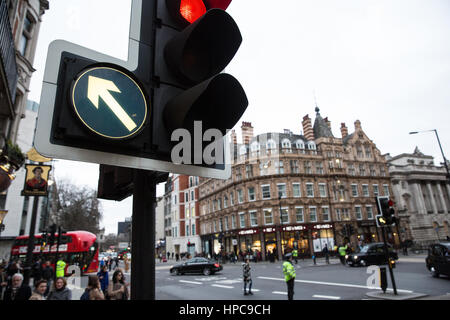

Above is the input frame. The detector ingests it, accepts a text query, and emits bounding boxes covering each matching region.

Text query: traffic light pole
[24,196,39,286]
[380,225,397,295]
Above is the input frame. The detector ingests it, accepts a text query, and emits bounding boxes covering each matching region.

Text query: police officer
[56,257,66,279]
[338,244,348,265]
[292,248,298,264]
[282,253,296,300]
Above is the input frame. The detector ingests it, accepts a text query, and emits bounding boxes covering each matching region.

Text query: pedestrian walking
[322,244,330,264]
[3,273,32,301]
[282,253,296,301]
[32,258,43,285]
[47,277,72,300]
[81,275,105,300]
[114,256,119,269]
[242,258,253,296]
[107,257,112,271]
[107,269,129,300]
[176,253,179,261]
[97,265,109,295]
[41,260,54,297]
[29,279,47,300]
[167,252,170,260]
[55,256,66,279]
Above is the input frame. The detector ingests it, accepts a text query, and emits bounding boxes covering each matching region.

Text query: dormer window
[266,139,277,150]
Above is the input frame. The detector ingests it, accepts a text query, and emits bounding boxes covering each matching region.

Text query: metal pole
[54,226,61,280]
[433,130,450,182]
[381,225,397,295]
[23,196,39,286]
[131,169,156,300]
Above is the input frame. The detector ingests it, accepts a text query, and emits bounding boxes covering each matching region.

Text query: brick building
[198,108,397,260]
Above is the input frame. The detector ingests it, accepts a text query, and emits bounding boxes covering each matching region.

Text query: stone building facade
[198,108,396,260]
[387,148,450,247]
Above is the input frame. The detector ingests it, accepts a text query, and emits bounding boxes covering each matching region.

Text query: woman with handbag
[107,269,129,300]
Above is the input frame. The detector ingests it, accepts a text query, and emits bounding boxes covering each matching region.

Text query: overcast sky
[28,0,450,235]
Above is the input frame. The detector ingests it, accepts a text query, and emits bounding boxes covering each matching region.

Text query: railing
[0,0,17,105]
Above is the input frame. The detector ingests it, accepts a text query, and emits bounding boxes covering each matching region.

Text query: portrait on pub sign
[22,164,52,196]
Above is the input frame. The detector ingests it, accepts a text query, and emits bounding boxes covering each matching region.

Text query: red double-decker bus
[10,230,99,274]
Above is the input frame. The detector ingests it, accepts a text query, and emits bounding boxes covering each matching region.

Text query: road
[68,254,449,300]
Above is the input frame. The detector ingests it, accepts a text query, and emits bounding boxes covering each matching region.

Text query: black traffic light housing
[376,196,396,226]
[48,224,57,246]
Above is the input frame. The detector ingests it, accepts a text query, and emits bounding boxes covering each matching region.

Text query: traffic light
[48,224,57,246]
[34,0,247,180]
[376,196,396,226]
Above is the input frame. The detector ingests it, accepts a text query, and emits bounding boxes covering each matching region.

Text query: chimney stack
[324,117,331,129]
[241,122,254,145]
[302,115,314,141]
[231,129,237,145]
[340,123,348,138]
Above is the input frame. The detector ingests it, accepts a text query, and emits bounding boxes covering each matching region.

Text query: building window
[230,192,234,206]
[348,163,355,176]
[362,185,369,197]
[186,225,190,236]
[232,215,236,229]
[318,183,327,197]
[335,209,341,221]
[217,199,221,210]
[380,166,386,177]
[280,207,289,224]
[224,196,228,208]
[250,211,258,226]
[248,187,256,201]
[342,208,350,221]
[359,164,366,176]
[366,206,374,220]
[373,184,379,197]
[185,192,188,202]
[290,160,299,173]
[355,206,362,220]
[277,184,287,198]
[19,14,34,57]
[239,212,246,228]
[351,184,358,197]
[219,218,223,231]
[306,183,314,197]
[236,167,242,181]
[309,207,317,222]
[357,146,363,158]
[365,147,372,158]
[192,224,196,235]
[304,161,312,174]
[191,190,195,201]
[264,208,273,225]
[322,207,330,221]
[295,207,304,223]
[383,185,390,197]
[316,162,324,174]
[185,207,189,219]
[246,165,253,178]
[261,185,271,199]
[213,221,217,232]
[369,165,376,177]
[238,189,244,203]
[191,207,195,217]
[292,183,301,197]
[276,161,284,174]
[224,216,229,231]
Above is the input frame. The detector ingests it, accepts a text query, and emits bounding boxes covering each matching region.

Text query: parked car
[345,242,398,267]
[425,242,450,278]
[170,257,223,276]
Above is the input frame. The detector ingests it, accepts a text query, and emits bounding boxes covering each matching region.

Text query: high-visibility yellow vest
[56,260,66,278]
[282,261,296,282]
[338,245,348,256]
[292,249,298,257]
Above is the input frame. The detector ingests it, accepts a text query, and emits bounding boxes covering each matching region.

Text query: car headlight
[354,255,358,260]
[345,255,349,259]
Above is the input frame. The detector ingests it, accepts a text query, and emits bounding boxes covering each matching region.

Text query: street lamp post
[409,129,450,182]
[0,210,8,236]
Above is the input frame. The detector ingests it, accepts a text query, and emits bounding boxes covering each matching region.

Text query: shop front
[311,223,335,256]
[357,220,379,244]
[281,225,309,258]
[262,227,277,261]
[237,228,261,260]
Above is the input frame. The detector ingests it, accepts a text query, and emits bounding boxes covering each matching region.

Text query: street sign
[71,66,148,139]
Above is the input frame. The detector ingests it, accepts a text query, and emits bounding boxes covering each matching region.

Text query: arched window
[307,142,316,150]
[250,141,260,152]
[295,140,305,149]
[266,139,277,150]
[281,139,291,149]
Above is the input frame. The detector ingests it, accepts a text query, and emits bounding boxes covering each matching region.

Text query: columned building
[199,109,396,260]
[387,148,450,247]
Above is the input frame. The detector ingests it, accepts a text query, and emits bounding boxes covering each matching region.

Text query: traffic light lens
[388,200,394,207]
[180,0,206,24]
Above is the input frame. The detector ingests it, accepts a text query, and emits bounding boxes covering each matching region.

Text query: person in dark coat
[3,273,32,301]
[47,277,72,300]
[96,265,109,295]
[322,244,330,264]
[32,259,43,285]
[41,261,54,297]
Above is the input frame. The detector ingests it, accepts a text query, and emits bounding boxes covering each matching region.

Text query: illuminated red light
[388,199,394,207]
[180,0,206,24]
[214,263,220,268]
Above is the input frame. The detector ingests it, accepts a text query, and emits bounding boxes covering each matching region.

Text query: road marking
[179,280,202,285]
[258,276,413,293]
[313,294,341,300]
[272,291,287,295]
[211,284,234,289]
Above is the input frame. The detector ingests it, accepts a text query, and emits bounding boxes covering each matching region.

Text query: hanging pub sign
[21,164,52,196]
